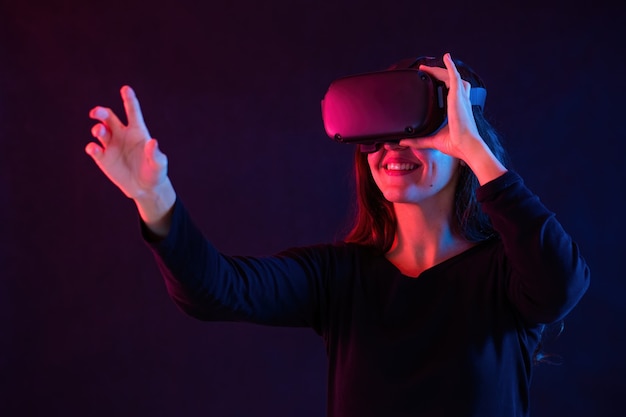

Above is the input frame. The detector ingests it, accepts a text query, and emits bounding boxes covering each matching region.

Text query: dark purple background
[1,0,624,416]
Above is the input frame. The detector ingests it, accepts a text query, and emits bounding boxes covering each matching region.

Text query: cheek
[437,159,461,187]
[366,153,379,170]
[427,152,460,184]
[365,153,386,191]
[426,149,455,169]
[366,153,382,178]
[440,157,458,174]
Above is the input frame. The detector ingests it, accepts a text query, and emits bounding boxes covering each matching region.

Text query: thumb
[145,138,168,170]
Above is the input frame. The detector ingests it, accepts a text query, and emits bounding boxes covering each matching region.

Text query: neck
[386,202,472,278]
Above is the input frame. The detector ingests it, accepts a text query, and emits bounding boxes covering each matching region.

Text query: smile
[384,162,418,171]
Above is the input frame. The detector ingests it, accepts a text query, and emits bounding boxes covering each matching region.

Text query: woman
[86,53,590,416]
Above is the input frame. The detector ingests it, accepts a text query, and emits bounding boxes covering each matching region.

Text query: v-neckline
[381,240,490,279]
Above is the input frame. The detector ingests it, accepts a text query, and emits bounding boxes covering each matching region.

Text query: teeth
[385,162,416,171]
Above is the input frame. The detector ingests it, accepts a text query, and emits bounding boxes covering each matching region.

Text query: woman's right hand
[85,85,176,235]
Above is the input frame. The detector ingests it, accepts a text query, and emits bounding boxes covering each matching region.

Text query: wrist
[133,179,176,237]
[460,137,507,185]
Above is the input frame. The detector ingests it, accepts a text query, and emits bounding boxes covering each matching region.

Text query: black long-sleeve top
[143,171,590,416]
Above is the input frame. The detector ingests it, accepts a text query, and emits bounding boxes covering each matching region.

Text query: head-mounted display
[321,59,486,152]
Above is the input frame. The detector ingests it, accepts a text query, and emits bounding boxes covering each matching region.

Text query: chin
[382,191,423,205]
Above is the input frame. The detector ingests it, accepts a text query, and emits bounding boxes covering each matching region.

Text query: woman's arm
[144,198,331,331]
[478,172,590,324]
[86,86,331,330]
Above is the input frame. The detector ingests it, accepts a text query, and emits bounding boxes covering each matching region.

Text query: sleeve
[476,171,590,325]
[141,198,333,333]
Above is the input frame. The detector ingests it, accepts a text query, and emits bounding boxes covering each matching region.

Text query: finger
[144,138,164,163]
[461,80,472,101]
[443,53,462,92]
[85,141,104,161]
[90,123,111,147]
[444,54,474,107]
[418,65,449,85]
[121,85,149,132]
[89,106,124,130]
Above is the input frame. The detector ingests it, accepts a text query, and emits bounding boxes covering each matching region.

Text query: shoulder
[271,242,382,286]
[276,241,378,265]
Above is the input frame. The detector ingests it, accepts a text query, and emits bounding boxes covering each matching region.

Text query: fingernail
[93,107,107,119]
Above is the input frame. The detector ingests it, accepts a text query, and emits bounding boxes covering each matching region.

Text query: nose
[383,141,408,151]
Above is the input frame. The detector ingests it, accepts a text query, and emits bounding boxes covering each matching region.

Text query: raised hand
[86,85,169,198]
[399,53,507,184]
[86,86,176,234]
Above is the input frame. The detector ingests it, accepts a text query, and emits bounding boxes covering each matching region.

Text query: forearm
[143,198,326,327]
[461,135,508,185]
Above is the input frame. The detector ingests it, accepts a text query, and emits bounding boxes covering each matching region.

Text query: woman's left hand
[398,53,482,162]
[399,53,507,185]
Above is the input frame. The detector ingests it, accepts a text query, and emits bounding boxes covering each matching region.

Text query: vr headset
[321,60,487,152]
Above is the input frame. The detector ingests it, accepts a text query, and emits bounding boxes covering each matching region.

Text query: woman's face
[367,131,461,209]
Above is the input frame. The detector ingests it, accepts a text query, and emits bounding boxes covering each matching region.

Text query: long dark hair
[344,55,510,252]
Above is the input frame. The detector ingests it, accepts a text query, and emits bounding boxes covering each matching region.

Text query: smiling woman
[85,52,590,417]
